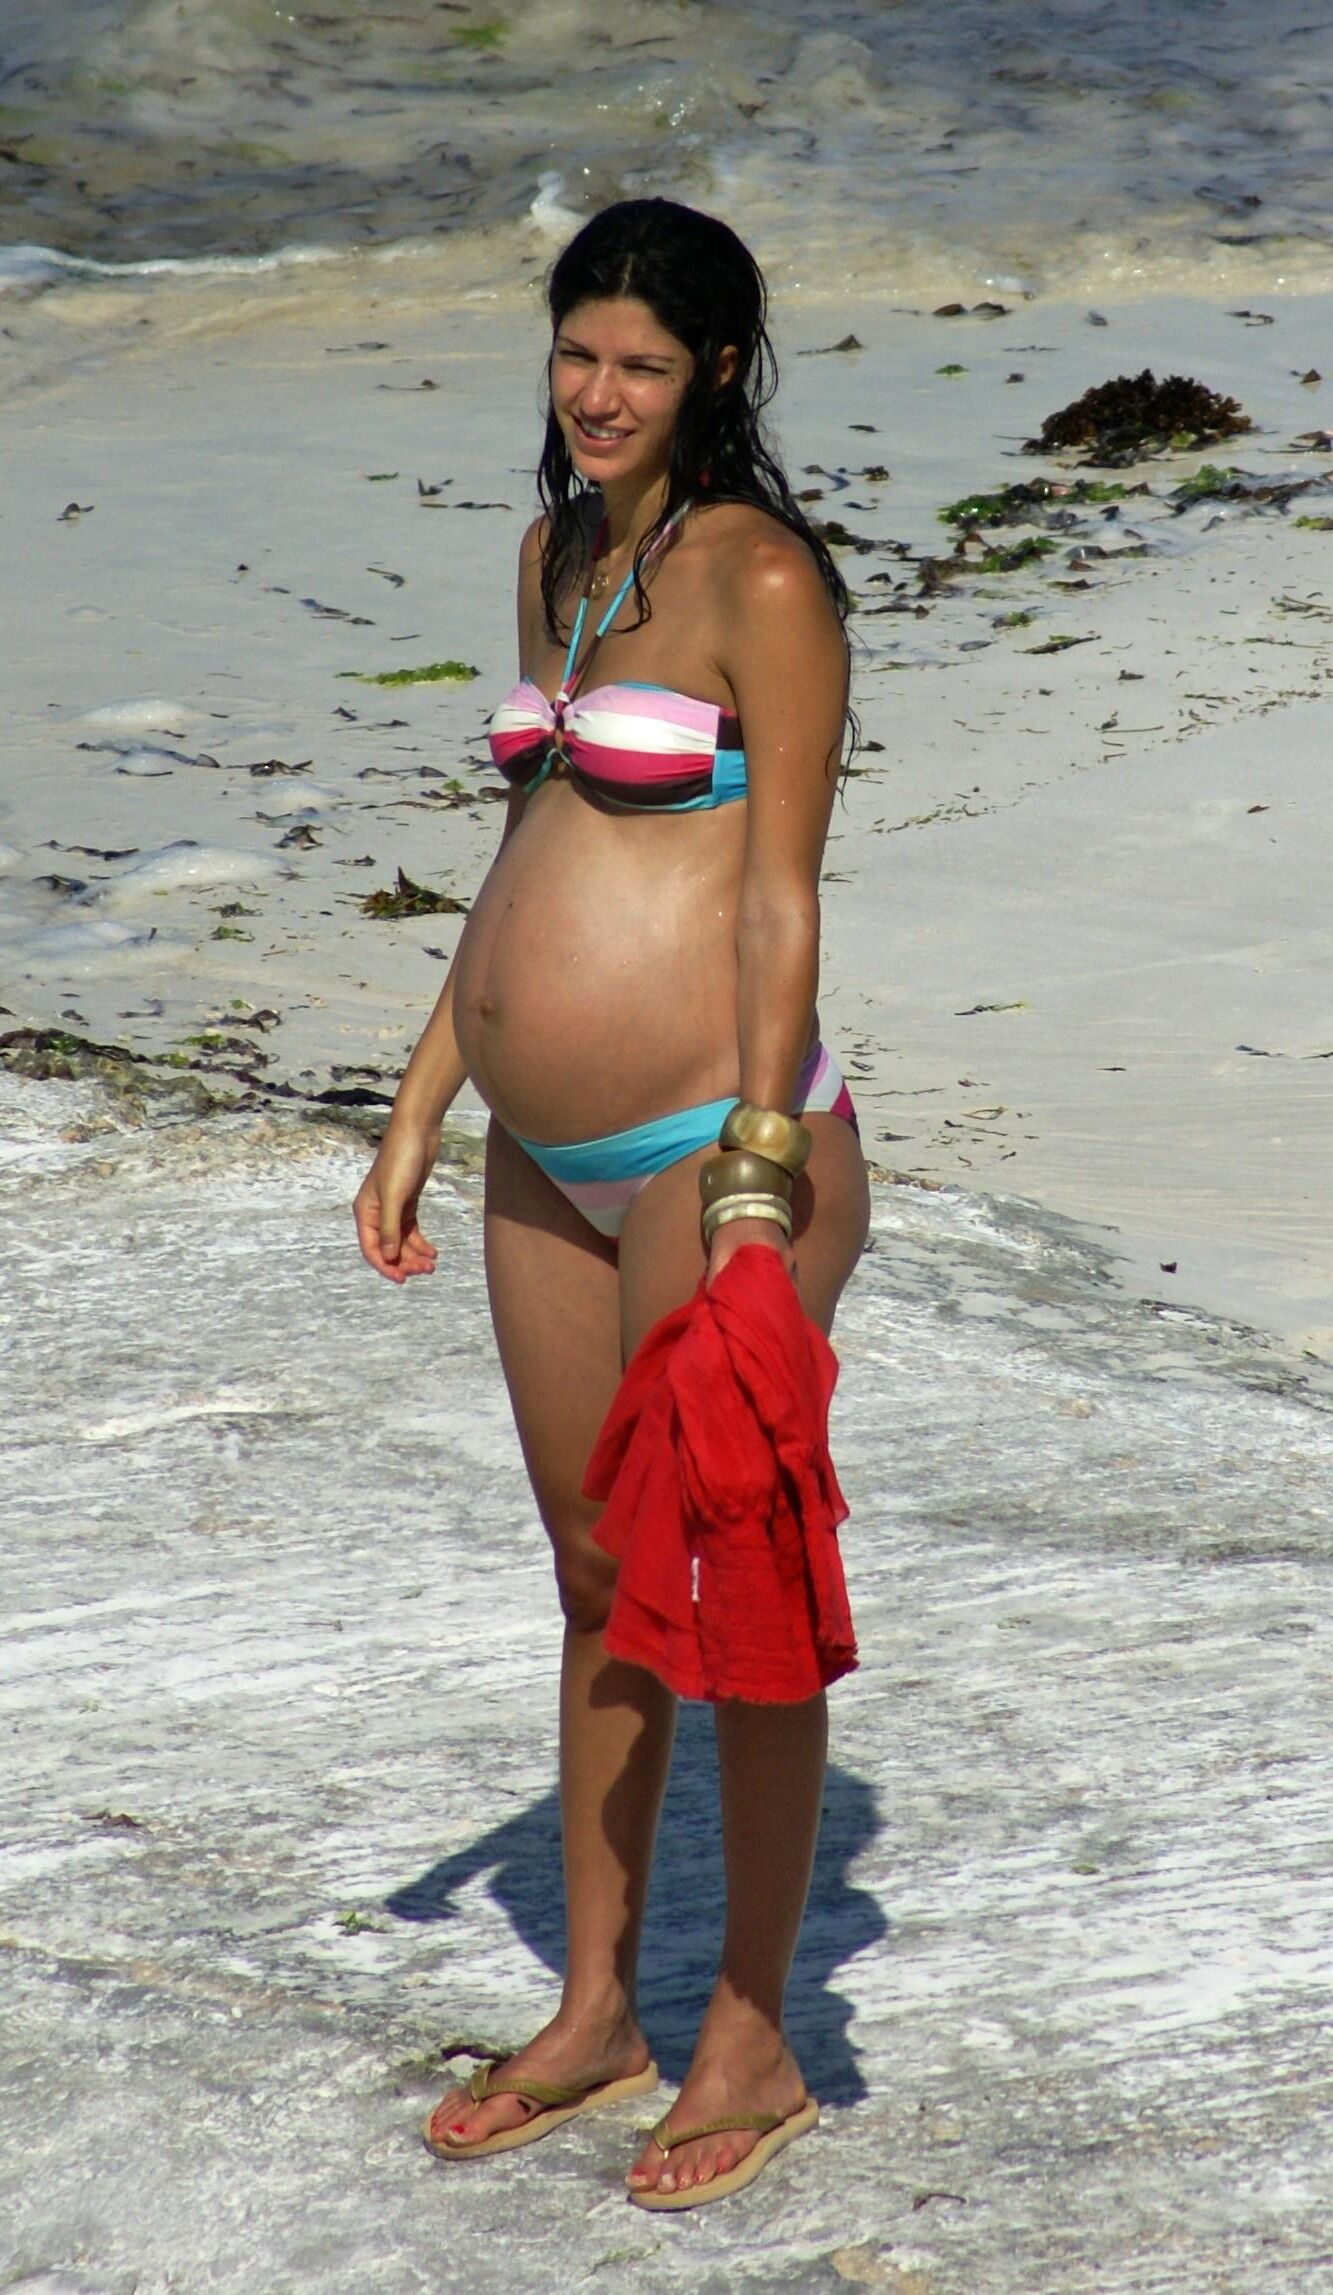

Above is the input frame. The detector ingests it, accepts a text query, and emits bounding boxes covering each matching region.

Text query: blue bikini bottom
[511,1042,858,1240]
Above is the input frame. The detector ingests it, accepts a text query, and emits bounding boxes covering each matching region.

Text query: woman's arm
[721,522,849,1111]
[707,520,849,1271]
[382,962,467,1150]
[355,516,547,1281]
[353,788,526,1282]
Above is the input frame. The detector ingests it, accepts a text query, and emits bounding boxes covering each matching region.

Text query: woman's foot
[425,2000,652,2153]
[625,2009,808,2201]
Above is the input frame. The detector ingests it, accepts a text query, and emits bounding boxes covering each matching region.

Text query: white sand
[2,275,1331,1356]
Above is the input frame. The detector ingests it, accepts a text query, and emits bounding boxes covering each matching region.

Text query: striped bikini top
[487,507,747,813]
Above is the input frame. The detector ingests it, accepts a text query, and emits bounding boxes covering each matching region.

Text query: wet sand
[3,1088,1331,2295]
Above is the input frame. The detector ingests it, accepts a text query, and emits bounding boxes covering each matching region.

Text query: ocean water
[2,0,1331,307]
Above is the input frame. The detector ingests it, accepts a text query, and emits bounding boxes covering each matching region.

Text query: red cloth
[583,1244,857,1704]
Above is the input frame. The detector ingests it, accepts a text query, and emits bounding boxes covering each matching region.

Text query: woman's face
[550,296,694,491]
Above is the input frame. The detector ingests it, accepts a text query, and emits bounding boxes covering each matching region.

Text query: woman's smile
[572,411,633,452]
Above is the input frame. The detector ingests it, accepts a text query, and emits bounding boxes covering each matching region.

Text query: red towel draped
[583,1244,857,1704]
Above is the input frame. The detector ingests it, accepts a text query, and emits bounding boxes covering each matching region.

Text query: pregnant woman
[354,197,869,2208]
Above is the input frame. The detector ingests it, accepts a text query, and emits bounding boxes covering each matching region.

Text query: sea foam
[94,843,288,908]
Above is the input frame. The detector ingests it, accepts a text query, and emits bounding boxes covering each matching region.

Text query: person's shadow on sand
[385,1705,885,2103]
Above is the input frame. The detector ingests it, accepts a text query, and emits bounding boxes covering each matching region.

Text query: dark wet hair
[536,198,851,648]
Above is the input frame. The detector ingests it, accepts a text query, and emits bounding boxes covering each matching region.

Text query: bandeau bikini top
[486,506,748,814]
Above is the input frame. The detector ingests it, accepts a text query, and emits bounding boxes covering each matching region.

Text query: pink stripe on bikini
[567,741,714,784]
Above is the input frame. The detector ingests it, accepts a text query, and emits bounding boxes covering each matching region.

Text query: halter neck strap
[558,503,692,703]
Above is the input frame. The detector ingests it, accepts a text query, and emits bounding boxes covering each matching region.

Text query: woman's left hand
[705,1215,796,1287]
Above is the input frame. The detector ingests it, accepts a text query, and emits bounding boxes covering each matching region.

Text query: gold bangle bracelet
[719,1101,813,1176]
[701,1194,793,1243]
[704,1199,792,1240]
[698,1148,794,1207]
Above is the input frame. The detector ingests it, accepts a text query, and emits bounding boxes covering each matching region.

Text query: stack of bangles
[698,1101,813,1247]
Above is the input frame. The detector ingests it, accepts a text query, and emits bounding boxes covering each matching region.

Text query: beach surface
[4,1073,1332,2295]
[4,266,1332,2295]
[3,275,1331,1355]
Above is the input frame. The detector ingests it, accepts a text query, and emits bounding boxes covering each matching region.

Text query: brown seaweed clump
[1025,371,1252,465]
[360,866,468,919]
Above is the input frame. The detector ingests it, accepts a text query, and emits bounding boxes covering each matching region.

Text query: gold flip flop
[628,2097,820,2210]
[424,2058,660,2160]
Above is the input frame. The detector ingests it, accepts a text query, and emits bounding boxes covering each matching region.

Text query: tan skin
[354,294,869,2198]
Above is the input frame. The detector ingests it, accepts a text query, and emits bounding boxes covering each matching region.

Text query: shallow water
[2,0,1331,302]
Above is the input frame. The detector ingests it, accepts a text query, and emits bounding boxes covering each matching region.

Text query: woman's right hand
[353,1123,441,1284]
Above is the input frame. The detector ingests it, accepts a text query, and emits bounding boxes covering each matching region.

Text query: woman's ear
[715,343,739,390]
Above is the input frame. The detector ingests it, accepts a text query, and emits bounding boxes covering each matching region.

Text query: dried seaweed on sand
[360,867,468,919]
[1025,372,1251,465]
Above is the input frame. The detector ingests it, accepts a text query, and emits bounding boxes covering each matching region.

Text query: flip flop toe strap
[469,2064,588,2110]
[651,2110,786,2153]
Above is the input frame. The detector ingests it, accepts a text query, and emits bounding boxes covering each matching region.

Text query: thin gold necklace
[588,540,634,599]
[585,501,685,599]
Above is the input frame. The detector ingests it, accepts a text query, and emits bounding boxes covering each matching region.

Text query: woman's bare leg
[426,1123,675,2150]
[618,1114,869,2196]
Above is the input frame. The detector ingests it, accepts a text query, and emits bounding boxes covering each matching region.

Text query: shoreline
[2,286,1330,1364]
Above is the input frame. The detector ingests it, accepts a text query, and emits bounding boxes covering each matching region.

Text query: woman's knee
[549,1519,618,1633]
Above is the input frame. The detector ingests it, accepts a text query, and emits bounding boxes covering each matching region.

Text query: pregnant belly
[453,797,742,1142]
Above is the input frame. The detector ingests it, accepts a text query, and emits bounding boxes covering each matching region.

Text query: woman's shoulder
[518,495,601,582]
[695,501,836,617]
[518,511,548,571]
